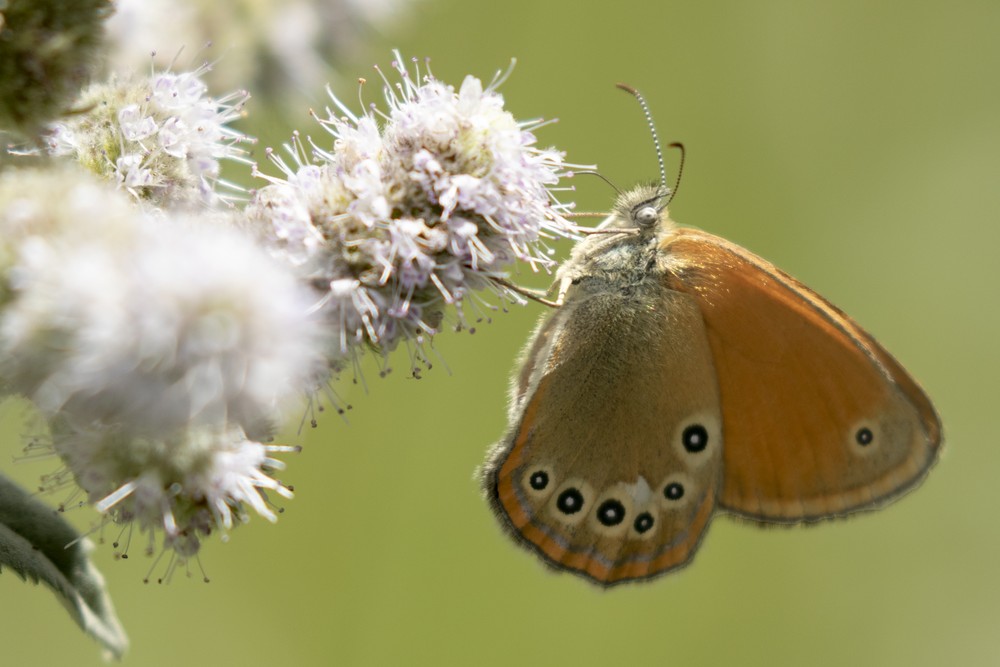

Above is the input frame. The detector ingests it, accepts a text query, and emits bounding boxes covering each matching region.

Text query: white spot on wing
[626,476,653,506]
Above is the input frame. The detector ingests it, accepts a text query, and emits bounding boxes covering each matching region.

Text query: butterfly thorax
[556,183,674,304]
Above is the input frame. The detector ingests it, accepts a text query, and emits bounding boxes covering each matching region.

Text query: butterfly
[480,86,941,587]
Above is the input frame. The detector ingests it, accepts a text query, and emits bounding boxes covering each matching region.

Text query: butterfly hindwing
[484,273,725,586]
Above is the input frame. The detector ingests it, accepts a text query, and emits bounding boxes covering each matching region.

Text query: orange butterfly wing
[661,228,942,522]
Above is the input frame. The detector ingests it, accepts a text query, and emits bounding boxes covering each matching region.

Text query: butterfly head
[611,183,670,234]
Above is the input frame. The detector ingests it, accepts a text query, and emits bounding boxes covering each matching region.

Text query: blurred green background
[2,0,998,664]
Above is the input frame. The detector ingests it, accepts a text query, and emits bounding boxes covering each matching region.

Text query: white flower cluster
[0,168,320,556]
[2,49,584,568]
[47,68,250,207]
[54,424,296,559]
[247,54,575,367]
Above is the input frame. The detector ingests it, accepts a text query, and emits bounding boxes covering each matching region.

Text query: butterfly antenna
[615,83,667,196]
[665,142,685,206]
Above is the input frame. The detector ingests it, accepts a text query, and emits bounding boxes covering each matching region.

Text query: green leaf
[0,473,128,660]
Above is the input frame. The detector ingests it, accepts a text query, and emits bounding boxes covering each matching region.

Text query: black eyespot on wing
[682,424,708,453]
[856,427,874,446]
[596,499,626,526]
[529,470,549,490]
[633,512,654,534]
[664,482,685,501]
[556,488,584,515]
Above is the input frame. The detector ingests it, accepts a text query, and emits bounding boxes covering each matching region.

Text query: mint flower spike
[61,424,296,560]
[248,52,590,372]
[0,168,324,559]
[46,65,253,209]
[1,205,321,439]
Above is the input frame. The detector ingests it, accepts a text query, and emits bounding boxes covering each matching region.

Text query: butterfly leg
[489,276,562,309]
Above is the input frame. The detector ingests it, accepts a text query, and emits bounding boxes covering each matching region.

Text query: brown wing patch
[484,286,724,586]
[661,228,941,522]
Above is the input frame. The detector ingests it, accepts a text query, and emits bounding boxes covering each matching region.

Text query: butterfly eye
[633,205,659,228]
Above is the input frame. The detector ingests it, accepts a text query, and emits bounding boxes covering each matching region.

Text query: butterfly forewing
[485,274,725,586]
[661,229,942,522]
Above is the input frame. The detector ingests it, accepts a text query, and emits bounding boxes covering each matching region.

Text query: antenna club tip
[615,82,639,95]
